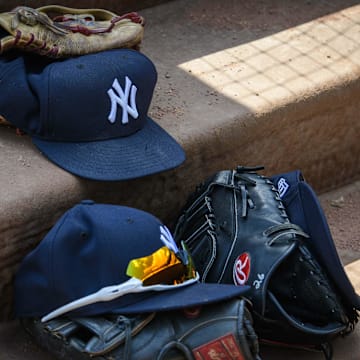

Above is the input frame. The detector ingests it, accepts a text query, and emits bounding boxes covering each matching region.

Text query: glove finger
[71,314,155,356]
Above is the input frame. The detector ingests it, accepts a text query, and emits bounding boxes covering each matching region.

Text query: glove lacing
[115,315,132,360]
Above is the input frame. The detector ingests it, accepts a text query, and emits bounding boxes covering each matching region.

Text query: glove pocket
[262,242,350,345]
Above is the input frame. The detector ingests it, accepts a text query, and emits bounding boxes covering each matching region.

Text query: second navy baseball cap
[271,170,360,310]
[14,201,249,318]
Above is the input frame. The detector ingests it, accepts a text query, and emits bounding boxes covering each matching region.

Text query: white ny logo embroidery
[107,76,139,124]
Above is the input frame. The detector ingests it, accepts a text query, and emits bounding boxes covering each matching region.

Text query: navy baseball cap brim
[46,282,250,318]
[0,49,185,181]
[14,202,249,318]
[33,117,185,181]
[271,171,360,309]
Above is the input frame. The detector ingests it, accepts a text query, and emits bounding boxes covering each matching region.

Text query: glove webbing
[10,6,68,35]
[269,242,350,328]
[53,12,143,35]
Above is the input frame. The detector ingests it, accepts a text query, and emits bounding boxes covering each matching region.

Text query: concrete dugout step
[0,0,359,321]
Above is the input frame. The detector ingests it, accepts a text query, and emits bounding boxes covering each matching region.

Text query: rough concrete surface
[141,0,360,193]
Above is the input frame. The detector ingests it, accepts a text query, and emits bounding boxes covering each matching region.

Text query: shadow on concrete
[142,0,360,62]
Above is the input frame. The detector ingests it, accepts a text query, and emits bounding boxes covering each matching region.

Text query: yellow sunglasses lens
[126,245,195,286]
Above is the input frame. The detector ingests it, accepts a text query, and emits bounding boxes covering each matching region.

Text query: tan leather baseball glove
[0,5,144,57]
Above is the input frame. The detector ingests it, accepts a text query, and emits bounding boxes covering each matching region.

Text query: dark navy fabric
[14,202,249,318]
[0,50,185,180]
[271,171,360,309]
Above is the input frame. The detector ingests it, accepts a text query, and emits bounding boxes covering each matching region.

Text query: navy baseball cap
[0,49,185,180]
[14,201,249,318]
[271,170,360,310]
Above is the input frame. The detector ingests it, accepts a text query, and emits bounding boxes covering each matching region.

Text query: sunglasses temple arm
[41,272,200,323]
[41,277,142,323]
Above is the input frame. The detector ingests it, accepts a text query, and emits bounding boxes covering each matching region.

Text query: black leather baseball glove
[21,298,261,360]
[174,166,358,358]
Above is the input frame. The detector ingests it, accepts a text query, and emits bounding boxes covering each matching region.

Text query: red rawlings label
[193,333,245,360]
[233,253,251,285]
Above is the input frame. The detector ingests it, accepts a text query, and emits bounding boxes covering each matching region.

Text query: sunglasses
[41,241,198,322]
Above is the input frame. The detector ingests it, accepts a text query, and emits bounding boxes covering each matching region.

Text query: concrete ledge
[1,0,360,320]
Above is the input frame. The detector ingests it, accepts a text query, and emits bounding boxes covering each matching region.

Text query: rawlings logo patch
[233,253,251,285]
[193,333,245,360]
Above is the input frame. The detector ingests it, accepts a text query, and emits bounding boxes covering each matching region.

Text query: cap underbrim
[271,171,360,309]
[64,283,250,317]
[298,182,360,308]
[32,117,185,181]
